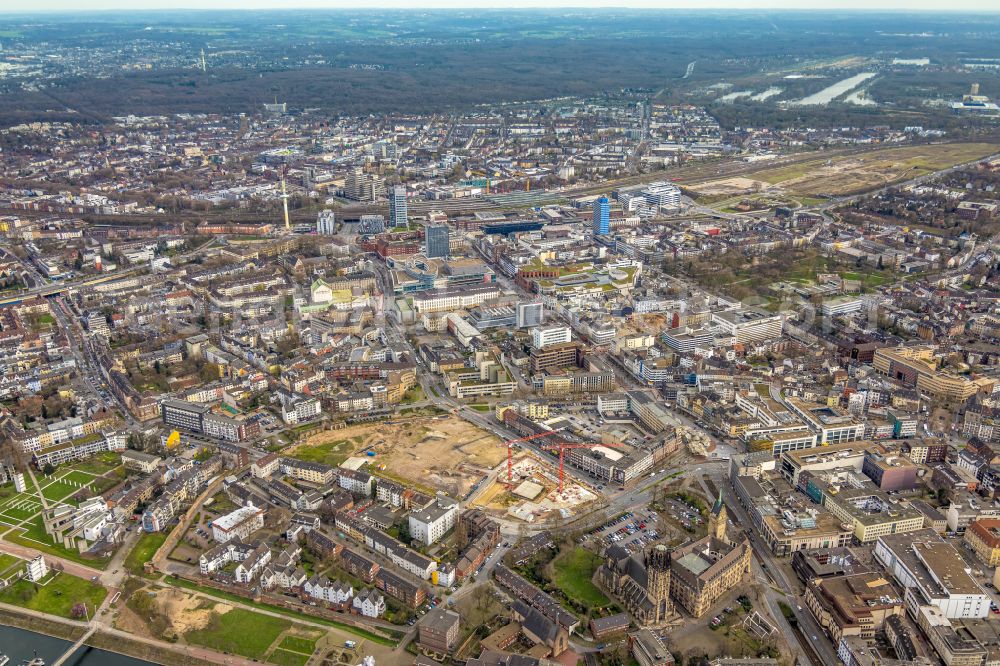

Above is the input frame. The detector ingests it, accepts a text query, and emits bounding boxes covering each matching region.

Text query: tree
[317,501,336,525]
[199,362,221,382]
[397,521,412,545]
[70,602,89,619]
[42,463,55,476]
[1,436,30,471]
[127,431,160,454]
[937,487,952,505]
[472,582,497,624]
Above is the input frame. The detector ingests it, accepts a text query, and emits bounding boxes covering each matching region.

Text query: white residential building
[26,555,48,582]
[212,503,265,543]
[711,309,783,344]
[353,588,386,618]
[531,325,572,349]
[408,496,459,546]
[304,575,353,604]
[317,210,336,235]
[280,395,322,425]
[338,469,373,496]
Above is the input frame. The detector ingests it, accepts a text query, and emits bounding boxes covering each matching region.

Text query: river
[0,624,153,666]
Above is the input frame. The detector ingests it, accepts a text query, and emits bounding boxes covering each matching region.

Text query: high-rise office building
[516,301,544,328]
[593,196,610,236]
[316,210,336,235]
[426,224,450,259]
[389,185,408,228]
[344,167,366,201]
[344,167,385,202]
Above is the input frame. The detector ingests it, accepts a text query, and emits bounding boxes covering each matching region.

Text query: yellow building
[964,518,1000,567]
[804,573,903,644]
[874,346,994,402]
[823,488,924,544]
[670,536,753,618]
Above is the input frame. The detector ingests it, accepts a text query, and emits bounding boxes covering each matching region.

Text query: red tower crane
[540,441,626,494]
[498,430,560,486]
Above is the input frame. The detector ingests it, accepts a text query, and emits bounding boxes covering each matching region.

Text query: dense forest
[3,10,1000,124]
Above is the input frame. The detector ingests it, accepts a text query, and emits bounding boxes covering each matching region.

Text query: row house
[363,528,438,580]
[304,575,354,605]
[341,547,380,584]
[375,567,427,608]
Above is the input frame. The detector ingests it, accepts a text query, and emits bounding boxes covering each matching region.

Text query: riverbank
[0,603,217,666]
[0,605,85,641]
[86,631,217,666]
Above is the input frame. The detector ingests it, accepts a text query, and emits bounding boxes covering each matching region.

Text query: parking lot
[584,509,662,554]
[662,496,704,532]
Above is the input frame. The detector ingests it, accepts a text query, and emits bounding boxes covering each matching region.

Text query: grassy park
[0,571,107,618]
[124,531,168,575]
[184,608,292,659]
[552,547,610,608]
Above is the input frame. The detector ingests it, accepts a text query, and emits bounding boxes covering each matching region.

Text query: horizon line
[3,5,1000,15]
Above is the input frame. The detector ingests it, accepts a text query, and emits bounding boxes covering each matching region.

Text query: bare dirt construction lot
[116,584,228,640]
[744,142,998,197]
[299,415,505,497]
[687,176,770,197]
[158,587,230,634]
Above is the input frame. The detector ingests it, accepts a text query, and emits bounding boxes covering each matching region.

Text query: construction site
[298,414,506,498]
[471,453,600,523]
[686,142,997,199]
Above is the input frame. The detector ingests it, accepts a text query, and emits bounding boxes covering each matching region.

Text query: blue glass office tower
[426,224,450,258]
[593,196,610,236]
[389,185,408,228]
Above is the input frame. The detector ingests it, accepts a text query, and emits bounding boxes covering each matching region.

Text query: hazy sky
[2,0,999,12]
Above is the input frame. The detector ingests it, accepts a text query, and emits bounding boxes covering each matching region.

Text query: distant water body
[0,624,153,666]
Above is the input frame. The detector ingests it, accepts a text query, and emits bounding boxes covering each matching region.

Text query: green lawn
[2,504,40,522]
[470,404,491,412]
[184,608,291,659]
[39,480,84,503]
[0,571,107,618]
[89,473,123,495]
[552,547,610,608]
[267,649,310,666]
[288,439,352,468]
[72,453,123,475]
[839,271,891,288]
[0,490,41,510]
[400,385,425,405]
[206,492,238,515]
[278,635,318,654]
[62,471,96,485]
[124,531,167,574]
[0,553,22,577]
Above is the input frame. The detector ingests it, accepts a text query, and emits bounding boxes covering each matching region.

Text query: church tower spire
[708,490,727,543]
